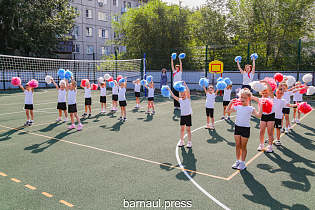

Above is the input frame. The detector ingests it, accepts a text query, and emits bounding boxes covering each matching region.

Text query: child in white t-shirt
[19,83,34,126]
[222,85,232,120]
[97,79,107,114]
[118,77,127,121]
[80,81,92,117]
[52,79,68,122]
[291,81,308,124]
[132,79,141,108]
[203,85,219,129]
[144,81,155,115]
[67,77,83,131]
[110,80,119,111]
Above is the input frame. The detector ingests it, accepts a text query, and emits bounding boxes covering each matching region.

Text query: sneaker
[227,116,231,120]
[288,124,292,130]
[151,111,155,115]
[118,116,123,120]
[257,144,264,151]
[123,117,127,121]
[24,121,30,126]
[68,124,76,129]
[285,128,289,134]
[275,139,281,146]
[110,107,115,111]
[210,124,215,129]
[88,113,92,118]
[281,128,284,133]
[205,124,210,129]
[178,141,185,147]
[264,139,269,143]
[104,109,107,113]
[64,118,68,122]
[29,122,34,126]
[100,110,104,114]
[145,110,150,114]
[77,124,83,131]
[266,145,274,153]
[296,119,300,124]
[82,113,87,117]
[237,161,247,170]
[56,117,62,122]
[232,160,240,169]
[115,107,118,111]
[137,105,140,108]
[186,141,192,148]
[221,116,225,120]
[292,119,296,124]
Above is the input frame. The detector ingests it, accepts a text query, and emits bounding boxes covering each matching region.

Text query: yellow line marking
[42,192,53,197]
[11,178,21,183]
[25,184,36,190]
[226,109,313,181]
[59,200,74,207]
[0,130,7,133]
[0,172,8,176]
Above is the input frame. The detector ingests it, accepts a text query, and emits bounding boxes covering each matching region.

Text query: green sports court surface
[0,88,314,210]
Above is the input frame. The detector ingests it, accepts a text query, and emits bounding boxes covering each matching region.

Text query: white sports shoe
[178,141,185,147]
[296,119,300,124]
[104,109,107,113]
[56,117,62,122]
[285,128,289,134]
[275,139,281,146]
[257,144,264,151]
[232,161,240,169]
[237,161,246,170]
[264,139,269,143]
[291,119,296,124]
[186,141,192,148]
[134,105,138,108]
[281,128,284,133]
[63,118,68,122]
[266,145,274,153]
[288,124,292,130]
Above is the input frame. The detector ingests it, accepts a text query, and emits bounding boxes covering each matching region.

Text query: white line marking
[175,117,235,210]
[0,90,48,98]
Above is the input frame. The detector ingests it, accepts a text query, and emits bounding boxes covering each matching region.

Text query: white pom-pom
[249,81,267,92]
[104,74,110,80]
[302,73,313,83]
[286,76,296,87]
[307,86,315,95]
[59,80,66,86]
[98,77,104,83]
[45,76,52,84]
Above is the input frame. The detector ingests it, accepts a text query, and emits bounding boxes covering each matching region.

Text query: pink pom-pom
[264,77,277,91]
[297,102,313,114]
[146,104,155,108]
[108,76,113,82]
[117,75,123,82]
[299,85,307,94]
[92,83,98,90]
[28,79,38,88]
[81,79,89,87]
[274,73,284,82]
[258,98,274,114]
[11,77,21,86]
[231,99,242,109]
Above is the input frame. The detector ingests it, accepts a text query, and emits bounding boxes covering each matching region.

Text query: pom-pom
[249,81,267,92]
[299,85,308,94]
[107,76,113,82]
[81,79,89,87]
[161,85,170,97]
[147,75,153,83]
[104,74,110,80]
[173,81,186,92]
[140,80,148,86]
[45,76,52,84]
[29,79,39,88]
[92,83,98,90]
[11,77,21,86]
[117,75,123,82]
[216,81,227,90]
[231,99,242,109]
[274,73,284,82]
[98,77,104,83]
[251,53,258,60]
[199,78,209,88]
[64,70,73,80]
[285,76,296,87]
[119,78,125,83]
[264,77,277,91]
[302,73,313,83]
[258,98,274,114]
[109,81,115,88]
[59,80,66,86]
[179,53,185,59]
[217,77,224,82]
[297,102,313,114]
[147,104,155,108]
[58,69,65,79]
[172,53,177,60]
[224,78,232,85]
[306,86,315,95]
[235,56,242,63]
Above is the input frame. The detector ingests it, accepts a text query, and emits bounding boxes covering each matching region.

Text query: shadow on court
[251,116,261,130]
[286,130,315,151]
[110,121,124,132]
[106,111,117,119]
[37,122,62,132]
[225,119,235,133]
[137,114,154,122]
[298,123,315,137]
[207,129,235,146]
[0,126,27,141]
[172,110,180,122]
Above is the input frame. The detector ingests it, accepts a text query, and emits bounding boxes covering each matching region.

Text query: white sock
[241,161,245,163]
[30,120,33,122]
[237,159,240,162]
[72,124,75,126]
[27,119,30,122]
[78,123,82,125]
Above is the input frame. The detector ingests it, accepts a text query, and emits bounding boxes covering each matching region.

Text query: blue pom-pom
[109,81,115,88]
[199,78,209,88]
[161,85,171,98]
[58,69,65,79]
[119,78,125,83]
[224,78,232,85]
[140,79,148,86]
[216,81,227,90]
[235,56,242,63]
[173,81,186,92]
[179,53,185,59]
[172,53,177,60]
[147,75,153,83]
[64,70,73,80]
[217,77,224,82]
[251,53,258,60]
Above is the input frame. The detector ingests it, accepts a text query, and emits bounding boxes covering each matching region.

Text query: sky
[162,0,207,8]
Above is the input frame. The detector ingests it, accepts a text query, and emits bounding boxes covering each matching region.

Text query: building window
[86,27,93,36]
[57,41,73,52]
[99,29,109,38]
[98,0,108,4]
[73,26,79,35]
[113,0,118,7]
[85,9,92,18]
[124,1,131,8]
[113,15,119,22]
[98,12,108,21]
[99,46,109,55]
[87,45,94,54]
[73,44,80,53]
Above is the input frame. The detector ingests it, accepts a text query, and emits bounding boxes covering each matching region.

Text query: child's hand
[260,80,267,84]
[51,79,54,82]
[166,86,170,90]
[231,99,237,103]
[182,81,186,86]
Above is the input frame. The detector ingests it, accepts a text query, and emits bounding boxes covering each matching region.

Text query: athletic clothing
[274,119,282,129]
[68,89,77,105]
[68,104,77,113]
[85,98,92,105]
[206,108,214,118]
[261,113,275,122]
[173,88,180,107]
[273,98,288,119]
[173,71,182,84]
[58,89,67,103]
[84,87,92,98]
[259,97,275,115]
[119,101,127,107]
[293,91,303,102]
[148,97,154,101]
[180,115,192,126]
[233,105,255,127]
[118,87,126,101]
[100,96,106,103]
[179,98,193,116]
[100,86,106,96]
[148,87,154,98]
[282,91,293,108]
[112,85,119,95]
[223,88,232,101]
[24,104,33,110]
[234,125,250,138]
[57,102,67,110]
[282,108,290,114]
[223,101,230,106]
[241,84,252,91]
[206,93,216,108]
[135,92,140,98]
[293,101,302,109]
[112,95,118,101]
[242,72,254,85]
[134,83,141,93]
[24,90,33,105]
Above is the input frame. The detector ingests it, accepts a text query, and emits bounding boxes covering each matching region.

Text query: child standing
[52,79,68,122]
[80,81,92,117]
[203,85,219,129]
[222,85,232,120]
[144,81,155,114]
[118,77,127,121]
[19,83,34,126]
[225,89,263,170]
[66,77,83,131]
[97,79,107,114]
[111,80,119,111]
[167,82,193,148]
[132,79,141,108]
[292,81,306,124]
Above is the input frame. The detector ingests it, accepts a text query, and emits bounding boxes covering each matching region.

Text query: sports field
[0,89,314,210]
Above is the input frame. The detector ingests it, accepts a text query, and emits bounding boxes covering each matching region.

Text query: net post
[141,50,143,93]
[115,48,118,79]
[73,54,77,82]
[170,48,173,90]
[247,43,250,64]
[1,53,5,90]
[144,53,147,97]
[93,53,96,83]
[205,45,208,78]
[297,39,301,81]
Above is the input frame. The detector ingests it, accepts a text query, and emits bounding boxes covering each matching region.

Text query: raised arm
[19,84,25,92]
[225,99,236,113]
[65,79,69,91]
[171,57,175,72]
[260,80,274,98]
[287,103,298,108]
[278,78,287,88]
[251,95,260,103]
[71,77,77,91]
[252,102,263,118]
[132,80,136,85]
[203,85,207,94]
[97,79,101,86]
[179,58,183,72]
[183,81,190,99]
[237,60,244,75]
[51,79,59,90]
[252,57,255,75]
[124,77,127,88]
[166,86,179,101]
[214,89,219,96]
[292,86,308,93]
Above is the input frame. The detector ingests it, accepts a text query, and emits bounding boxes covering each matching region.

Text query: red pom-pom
[297,102,313,114]
[11,77,21,86]
[81,79,89,87]
[108,76,113,82]
[264,77,277,91]
[274,73,283,82]
[231,99,242,109]
[299,85,307,94]
[258,98,274,114]
[28,79,38,88]
[92,83,98,90]
[117,75,123,82]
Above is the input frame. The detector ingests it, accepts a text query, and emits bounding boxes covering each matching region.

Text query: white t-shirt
[259,96,275,115]
[58,89,67,103]
[282,91,293,108]
[134,83,140,92]
[118,87,126,101]
[173,71,182,84]
[234,105,255,127]
[293,91,303,102]
[148,87,154,98]
[179,98,193,116]
[24,90,33,105]
[206,93,216,108]
[100,86,106,96]
[223,88,232,101]
[68,89,77,105]
[112,85,118,95]
[84,87,92,98]
[243,72,254,85]
[273,98,288,119]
